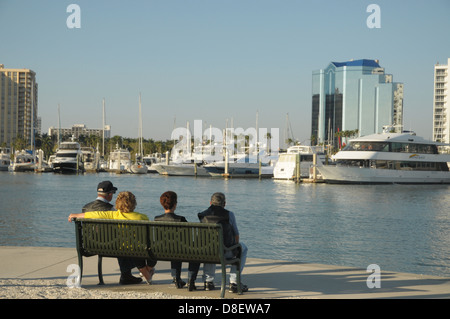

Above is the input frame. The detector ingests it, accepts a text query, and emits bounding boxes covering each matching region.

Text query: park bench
[73,218,243,298]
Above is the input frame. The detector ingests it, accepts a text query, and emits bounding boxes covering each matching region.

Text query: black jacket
[154,212,187,222]
[198,205,235,248]
[82,199,113,213]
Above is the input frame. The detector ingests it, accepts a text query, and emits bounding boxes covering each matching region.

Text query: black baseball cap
[97,181,117,194]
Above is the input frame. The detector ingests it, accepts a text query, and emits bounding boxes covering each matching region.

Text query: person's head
[97,181,117,201]
[210,192,226,207]
[160,191,177,212]
[115,191,136,213]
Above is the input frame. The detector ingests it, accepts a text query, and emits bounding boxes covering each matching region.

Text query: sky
[1,0,449,143]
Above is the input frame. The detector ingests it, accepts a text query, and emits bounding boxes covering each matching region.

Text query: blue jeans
[203,242,247,284]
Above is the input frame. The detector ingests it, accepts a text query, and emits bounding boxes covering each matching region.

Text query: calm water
[1,171,449,277]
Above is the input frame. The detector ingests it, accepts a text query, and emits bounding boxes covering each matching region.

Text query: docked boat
[129,161,148,174]
[109,145,132,173]
[0,147,11,171]
[317,129,450,184]
[273,145,325,180]
[10,150,36,172]
[204,153,275,178]
[53,141,84,173]
[81,147,99,172]
[157,161,210,176]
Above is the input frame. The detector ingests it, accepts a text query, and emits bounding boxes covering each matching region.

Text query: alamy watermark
[66,4,81,29]
[170,120,279,163]
[366,4,381,29]
[66,264,81,288]
[366,264,381,288]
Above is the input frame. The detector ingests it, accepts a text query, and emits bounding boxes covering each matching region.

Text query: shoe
[188,279,197,291]
[174,278,186,289]
[229,283,248,293]
[119,274,143,285]
[204,281,215,291]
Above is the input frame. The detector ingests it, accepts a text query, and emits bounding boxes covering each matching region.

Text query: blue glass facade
[311,59,403,146]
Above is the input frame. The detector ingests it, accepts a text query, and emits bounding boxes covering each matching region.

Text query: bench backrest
[75,219,225,264]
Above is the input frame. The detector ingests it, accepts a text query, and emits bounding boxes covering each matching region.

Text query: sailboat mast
[102,98,105,157]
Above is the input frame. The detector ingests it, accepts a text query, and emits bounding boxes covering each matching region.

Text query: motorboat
[10,150,37,172]
[0,147,11,171]
[204,152,276,178]
[53,141,84,173]
[129,160,148,174]
[81,147,99,172]
[317,128,450,184]
[157,161,210,176]
[273,145,325,180]
[109,144,132,173]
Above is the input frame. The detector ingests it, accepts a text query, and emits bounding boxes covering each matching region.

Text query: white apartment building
[433,58,450,146]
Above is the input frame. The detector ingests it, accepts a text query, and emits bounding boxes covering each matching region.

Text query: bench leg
[220,263,227,298]
[97,256,104,285]
[236,260,242,295]
[77,252,83,286]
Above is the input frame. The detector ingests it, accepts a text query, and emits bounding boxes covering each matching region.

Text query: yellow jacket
[85,210,149,221]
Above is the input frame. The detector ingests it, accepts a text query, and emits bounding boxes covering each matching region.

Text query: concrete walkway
[1,246,449,299]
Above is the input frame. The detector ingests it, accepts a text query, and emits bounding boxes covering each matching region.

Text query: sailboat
[130,93,148,174]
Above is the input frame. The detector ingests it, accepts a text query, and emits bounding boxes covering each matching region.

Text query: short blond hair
[115,191,137,213]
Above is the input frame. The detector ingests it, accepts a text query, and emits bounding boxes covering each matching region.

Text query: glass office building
[311,59,403,146]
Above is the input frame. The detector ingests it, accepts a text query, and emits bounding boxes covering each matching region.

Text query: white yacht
[81,147,98,172]
[109,145,132,173]
[53,141,84,173]
[0,147,11,171]
[273,145,325,180]
[317,129,450,184]
[204,152,276,178]
[157,161,211,176]
[10,150,36,172]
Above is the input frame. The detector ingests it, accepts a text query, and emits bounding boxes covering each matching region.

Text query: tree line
[8,133,175,161]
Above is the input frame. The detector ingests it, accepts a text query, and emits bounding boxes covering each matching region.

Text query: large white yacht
[317,128,450,184]
[273,145,325,180]
[53,141,84,173]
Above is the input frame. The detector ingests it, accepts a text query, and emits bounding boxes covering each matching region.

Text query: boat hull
[204,163,273,178]
[159,164,210,176]
[53,162,84,174]
[317,165,450,184]
[129,164,148,174]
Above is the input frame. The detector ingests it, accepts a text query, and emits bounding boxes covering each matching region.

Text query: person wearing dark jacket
[154,191,200,291]
[198,192,248,293]
[82,181,143,285]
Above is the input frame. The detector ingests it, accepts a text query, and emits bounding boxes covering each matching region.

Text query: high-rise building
[0,64,38,147]
[432,58,449,146]
[311,59,403,146]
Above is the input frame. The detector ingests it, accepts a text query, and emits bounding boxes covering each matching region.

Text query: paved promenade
[1,246,449,299]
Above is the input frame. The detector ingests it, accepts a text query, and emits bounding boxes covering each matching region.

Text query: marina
[0,171,449,278]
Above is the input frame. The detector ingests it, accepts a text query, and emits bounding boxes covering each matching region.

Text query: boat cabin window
[343,142,389,152]
[344,141,438,154]
[335,159,449,171]
[56,153,78,158]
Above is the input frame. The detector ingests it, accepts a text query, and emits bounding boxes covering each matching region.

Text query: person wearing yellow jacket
[68,191,156,284]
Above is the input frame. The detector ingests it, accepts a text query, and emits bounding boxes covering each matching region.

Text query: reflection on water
[0,172,449,277]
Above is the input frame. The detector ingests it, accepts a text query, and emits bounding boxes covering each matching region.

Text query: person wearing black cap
[82,181,117,213]
[80,181,142,285]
